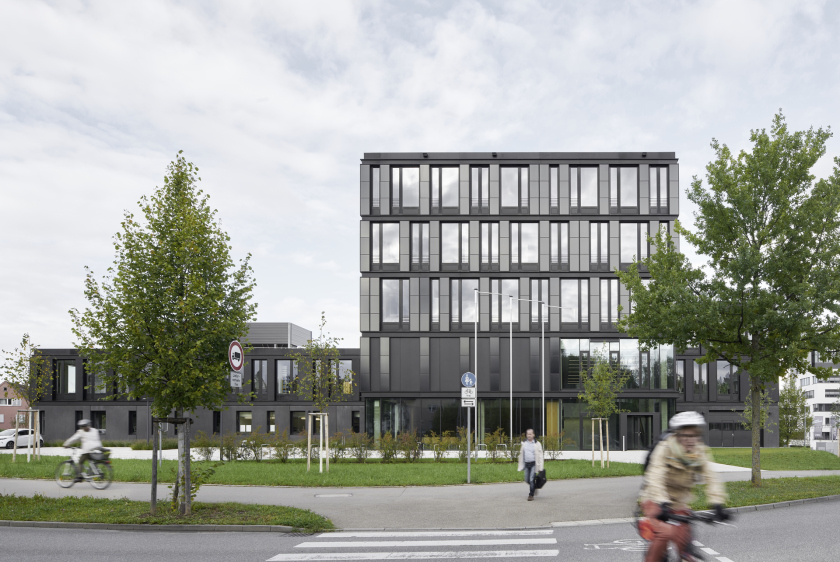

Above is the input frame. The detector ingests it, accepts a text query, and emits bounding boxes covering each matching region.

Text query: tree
[617,113,840,485]
[288,313,356,471]
[778,372,812,447]
[69,152,257,513]
[1,333,52,407]
[578,346,630,468]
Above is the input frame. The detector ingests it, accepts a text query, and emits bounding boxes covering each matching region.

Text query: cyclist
[63,419,103,482]
[639,411,729,562]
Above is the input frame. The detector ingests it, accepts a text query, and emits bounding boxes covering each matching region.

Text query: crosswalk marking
[323,530,553,538]
[701,547,720,555]
[296,539,558,549]
[267,550,561,560]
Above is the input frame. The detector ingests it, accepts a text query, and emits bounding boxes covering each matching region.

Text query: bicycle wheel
[89,462,113,490]
[55,460,76,488]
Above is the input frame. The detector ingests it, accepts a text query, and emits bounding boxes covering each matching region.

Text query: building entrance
[627,414,653,450]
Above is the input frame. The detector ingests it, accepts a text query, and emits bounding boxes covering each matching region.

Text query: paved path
[3,466,839,530]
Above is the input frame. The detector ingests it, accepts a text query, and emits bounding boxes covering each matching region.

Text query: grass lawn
[710,447,840,470]
[691,475,840,510]
[0,455,642,486]
[0,493,332,531]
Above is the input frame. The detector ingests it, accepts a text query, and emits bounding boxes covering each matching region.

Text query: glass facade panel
[461,279,479,323]
[381,223,399,264]
[620,339,640,388]
[253,359,267,395]
[276,359,296,395]
[382,279,400,322]
[717,361,731,394]
[403,167,419,208]
[561,280,578,322]
[372,167,380,209]
[620,167,637,207]
[431,279,439,323]
[620,223,636,263]
[441,223,460,263]
[694,362,708,400]
[550,167,558,207]
[442,168,459,208]
[580,167,598,207]
[58,360,76,394]
[501,168,518,207]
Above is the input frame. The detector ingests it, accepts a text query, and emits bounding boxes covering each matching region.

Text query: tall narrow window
[650,166,668,214]
[620,223,649,269]
[600,279,619,329]
[252,359,268,396]
[371,223,400,270]
[382,279,410,329]
[549,222,569,271]
[480,222,499,270]
[609,167,638,212]
[411,223,430,270]
[57,360,76,395]
[440,222,469,271]
[276,359,297,396]
[501,167,529,213]
[471,167,490,213]
[694,362,708,401]
[491,279,518,325]
[451,279,479,329]
[530,279,549,325]
[676,360,685,395]
[267,412,276,433]
[391,167,420,213]
[571,167,598,213]
[432,167,459,213]
[128,411,137,436]
[560,279,589,329]
[511,222,539,270]
[590,222,609,271]
[431,279,440,325]
[549,166,559,212]
[717,361,740,399]
[371,167,380,212]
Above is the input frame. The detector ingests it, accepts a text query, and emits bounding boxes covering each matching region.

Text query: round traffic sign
[461,372,476,387]
[228,340,244,371]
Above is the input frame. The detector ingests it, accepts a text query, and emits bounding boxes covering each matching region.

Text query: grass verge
[0,455,642,486]
[709,447,840,470]
[0,493,333,531]
[691,475,840,510]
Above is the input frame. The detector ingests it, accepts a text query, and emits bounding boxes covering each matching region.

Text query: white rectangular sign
[461,398,476,408]
[230,371,242,388]
[461,387,476,399]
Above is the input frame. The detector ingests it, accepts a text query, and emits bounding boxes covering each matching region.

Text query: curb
[2,494,838,532]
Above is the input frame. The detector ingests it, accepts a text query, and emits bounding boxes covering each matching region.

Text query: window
[371,167,380,212]
[276,359,297,395]
[441,222,469,270]
[530,279,549,325]
[57,360,76,395]
[480,222,500,270]
[561,279,589,329]
[511,223,538,269]
[431,167,459,213]
[85,366,108,395]
[600,279,619,329]
[717,361,740,398]
[352,411,361,433]
[252,359,268,396]
[550,222,569,271]
[237,411,252,433]
[75,411,84,425]
[491,279,518,325]
[431,279,440,325]
[610,167,638,211]
[128,411,137,436]
[501,167,529,213]
[91,411,106,432]
[549,166,559,212]
[571,167,598,213]
[676,360,686,395]
[267,412,276,433]
[213,411,221,434]
[694,362,708,401]
[335,360,354,394]
[650,166,668,214]
[620,223,649,268]
[391,166,420,213]
[471,166,490,213]
[590,223,609,271]
[371,223,400,270]
[411,223,430,270]
[382,279,410,328]
[451,279,479,329]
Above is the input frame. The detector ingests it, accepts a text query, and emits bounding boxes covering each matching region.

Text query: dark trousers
[74,453,91,477]
[524,461,536,496]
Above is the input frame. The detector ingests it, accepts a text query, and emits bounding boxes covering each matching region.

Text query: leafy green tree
[617,113,840,485]
[778,372,813,446]
[578,346,630,468]
[69,152,257,512]
[1,333,52,407]
[288,313,356,470]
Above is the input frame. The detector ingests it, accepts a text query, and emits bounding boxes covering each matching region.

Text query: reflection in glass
[580,167,598,207]
[521,223,538,263]
[382,280,400,322]
[676,360,685,394]
[561,280,578,322]
[402,279,410,321]
[372,224,380,263]
[391,168,400,208]
[442,168,459,207]
[276,359,296,394]
[571,168,578,208]
[462,279,478,322]
[461,223,469,264]
[511,223,519,263]
[550,167,558,207]
[403,167,419,207]
[501,168,518,207]
[520,168,529,207]
[610,168,618,207]
[620,223,636,263]
[717,361,731,394]
[253,359,268,395]
[431,279,439,323]
[621,168,637,207]
[382,223,399,263]
[620,339,640,388]
[441,223,460,263]
[372,168,380,209]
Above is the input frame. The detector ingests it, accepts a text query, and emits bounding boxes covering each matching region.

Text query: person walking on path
[517,428,544,501]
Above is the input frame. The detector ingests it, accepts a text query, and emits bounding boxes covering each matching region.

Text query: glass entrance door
[627,414,653,450]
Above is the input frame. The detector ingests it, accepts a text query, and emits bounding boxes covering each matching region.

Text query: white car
[0,428,44,449]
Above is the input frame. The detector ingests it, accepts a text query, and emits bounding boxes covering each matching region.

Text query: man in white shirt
[517,428,545,501]
[63,418,103,481]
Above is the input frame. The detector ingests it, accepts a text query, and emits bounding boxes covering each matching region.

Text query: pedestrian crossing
[266,529,560,560]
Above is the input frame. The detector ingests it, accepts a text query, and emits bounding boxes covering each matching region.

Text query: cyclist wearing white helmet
[63,418,103,482]
[638,411,729,562]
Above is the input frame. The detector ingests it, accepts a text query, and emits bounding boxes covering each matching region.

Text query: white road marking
[267,551,560,561]
[296,539,557,548]
[315,494,353,498]
[693,540,704,547]
[322,530,553,538]
[716,558,736,562]
[701,547,720,555]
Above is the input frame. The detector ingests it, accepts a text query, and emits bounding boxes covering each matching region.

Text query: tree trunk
[750,377,762,486]
[151,422,158,515]
[184,419,191,515]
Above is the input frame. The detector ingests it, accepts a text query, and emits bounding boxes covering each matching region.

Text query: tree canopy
[617,113,840,484]
[1,333,51,406]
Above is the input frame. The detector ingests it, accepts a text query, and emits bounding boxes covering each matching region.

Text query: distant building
[0,380,28,431]
[797,352,839,454]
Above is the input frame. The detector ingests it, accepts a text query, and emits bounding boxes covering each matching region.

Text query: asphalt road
[1,499,836,561]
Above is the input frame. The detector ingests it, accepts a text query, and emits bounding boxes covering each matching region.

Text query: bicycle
[636,507,734,561]
[55,446,113,490]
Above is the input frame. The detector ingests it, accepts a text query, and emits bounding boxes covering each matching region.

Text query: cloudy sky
[1,0,839,355]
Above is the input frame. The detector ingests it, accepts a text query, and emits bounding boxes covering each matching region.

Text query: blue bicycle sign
[461,372,476,387]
